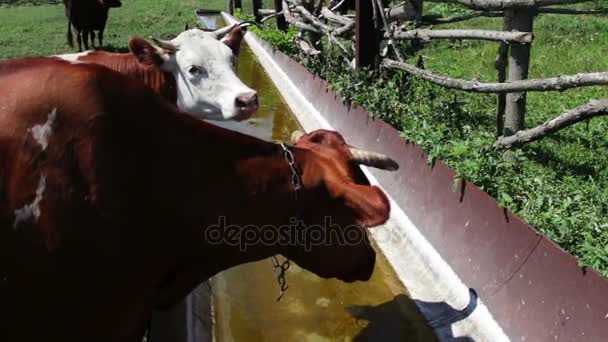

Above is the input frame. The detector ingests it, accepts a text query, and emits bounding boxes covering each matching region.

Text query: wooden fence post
[495,41,509,137]
[503,9,534,136]
[274,0,288,31]
[355,0,380,70]
[253,0,262,22]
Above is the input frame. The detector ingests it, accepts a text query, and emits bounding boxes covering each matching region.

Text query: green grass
[0,0,225,58]
[235,7,608,275]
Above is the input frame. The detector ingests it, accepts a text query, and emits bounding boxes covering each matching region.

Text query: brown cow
[56,25,258,122]
[0,57,397,341]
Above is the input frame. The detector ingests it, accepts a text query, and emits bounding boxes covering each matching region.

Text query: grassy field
[0,0,229,58]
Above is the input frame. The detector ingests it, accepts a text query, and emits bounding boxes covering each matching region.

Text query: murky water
[205,20,437,342]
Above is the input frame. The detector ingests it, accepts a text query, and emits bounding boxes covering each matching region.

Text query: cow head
[128,24,257,121]
[273,130,398,282]
[99,0,122,8]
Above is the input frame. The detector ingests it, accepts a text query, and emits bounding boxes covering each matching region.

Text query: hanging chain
[271,255,291,301]
[270,143,302,301]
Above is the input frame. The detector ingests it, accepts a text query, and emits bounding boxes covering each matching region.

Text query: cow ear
[329,181,390,228]
[128,37,165,67]
[346,185,390,227]
[220,26,244,56]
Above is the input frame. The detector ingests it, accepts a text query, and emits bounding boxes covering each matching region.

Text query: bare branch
[496,99,608,148]
[258,9,276,15]
[295,35,322,55]
[282,2,356,40]
[385,2,419,22]
[390,29,533,43]
[424,0,596,11]
[261,11,284,23]
[334,21,355,37]
[294,4,334,32]
[330,0,348,11]
[327,33,352,64]
[283,1,321,33]
[537,7,608,15]
[376,0,404,61]
[421,11,503,24]
[382,58,608,93]
[320,7,354,26]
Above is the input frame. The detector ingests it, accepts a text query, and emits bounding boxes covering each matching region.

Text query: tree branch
[293,4,334,32]
[421,11,503,24]
[320,7,354,26]
[495,99,608,148]
[334,21,355,37]
[385,2,419,22]
[295,35,322,55]
[390,29,533,43]
[537,7,608,15]
[424,0,596,11]
[382,58,608,93]
[376,0,404,61]
[282,1,321,33]
[258,9,276,15]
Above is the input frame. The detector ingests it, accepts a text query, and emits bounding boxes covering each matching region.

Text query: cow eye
[188,66,203,75]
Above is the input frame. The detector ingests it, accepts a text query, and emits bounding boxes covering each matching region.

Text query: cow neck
[170,115,309,255]
[151,126,308,308]
[79,51,177,104]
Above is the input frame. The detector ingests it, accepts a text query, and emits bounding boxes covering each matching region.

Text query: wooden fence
[227,0,608,146]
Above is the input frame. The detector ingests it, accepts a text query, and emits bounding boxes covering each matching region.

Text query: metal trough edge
[222,12,608,342]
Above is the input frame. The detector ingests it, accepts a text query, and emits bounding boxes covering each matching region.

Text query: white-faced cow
[64,0,122,51]
[0,57,397,341]
[56,24,258,121]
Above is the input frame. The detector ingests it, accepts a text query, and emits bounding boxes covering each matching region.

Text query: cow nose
[235,92,259,110]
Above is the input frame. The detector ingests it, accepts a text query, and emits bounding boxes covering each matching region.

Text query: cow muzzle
[233,92,259,121]
[337,249,376,283]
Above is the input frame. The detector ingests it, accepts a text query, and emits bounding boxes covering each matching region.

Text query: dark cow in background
[0,57,397,341]
[63,0,122,51]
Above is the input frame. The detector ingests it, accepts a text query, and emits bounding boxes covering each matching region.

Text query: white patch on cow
[13,175,46,230]
[29,108,58,150]
[54,50,93,64]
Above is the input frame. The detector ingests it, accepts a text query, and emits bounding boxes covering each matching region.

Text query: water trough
[151,10,608,342]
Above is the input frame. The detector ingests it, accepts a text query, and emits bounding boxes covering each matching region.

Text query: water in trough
[205,18,437,342]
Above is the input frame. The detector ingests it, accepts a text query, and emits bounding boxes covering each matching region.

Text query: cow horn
[237,20,261,29]
[291,130,305,144]
[349,148,399,171]
[211,23,237,40]
[150,37,179,52]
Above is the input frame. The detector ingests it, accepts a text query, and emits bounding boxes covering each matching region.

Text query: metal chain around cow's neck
[269,143,303,301]
[280,143,303,198]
